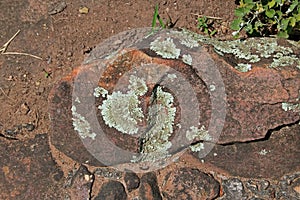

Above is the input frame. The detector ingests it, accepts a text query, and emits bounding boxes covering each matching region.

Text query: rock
[139,172,162,200]
[219,178,247,200]
[197,123,300,179]
[161,168,220,199]
[95,180,127,200]
[48,29,300,198]
[49,29,300,168]
[0,134,64,199]
[124,171,140,192]
[65,165,94,200]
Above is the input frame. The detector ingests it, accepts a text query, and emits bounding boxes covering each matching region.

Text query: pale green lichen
[128,75,148,96]
[235,63,252,72]
[71,105,96,140]
[95,74,178,163]
[198,36,300,70]
[186,125,211,142]
[182,54,193,65]
[94,86,108,98]
[209,84,216,92]
[150,37,180,59]
[281,102,300,112]
[186,125,211,152]
[99,91,144,135]
[170,29,200,48]
[97,76,147,135]
[189,143,205,152]
[132,86,176,163]
[167,73,177,80]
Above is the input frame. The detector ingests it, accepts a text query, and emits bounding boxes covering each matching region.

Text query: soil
[0,0,239,199]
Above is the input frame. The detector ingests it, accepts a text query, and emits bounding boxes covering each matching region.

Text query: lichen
[150,37,181,59]
[128,75,148,96]
[235,63,252,72]
[186,125,211,153]
[198,36,300,70]
[99,91,144,135]
[281,102,300,112]
[134,86,177,163]
[94,86,108,98]
[170,29,200,48]
[189,143,205,152]
[182,54,193,65]
[186,125,211,142]
[71,105,96,140]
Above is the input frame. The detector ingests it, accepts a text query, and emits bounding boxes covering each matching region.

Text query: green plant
[197,16,217,37]
[151,4,179,32]
[151,4,166,31]
[230,0,300,39]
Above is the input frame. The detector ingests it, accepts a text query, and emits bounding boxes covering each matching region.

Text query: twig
[191,13,223,20]
[0,87,14,102]
[0,30,42,60]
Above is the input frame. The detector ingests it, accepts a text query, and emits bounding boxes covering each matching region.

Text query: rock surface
[48,29,300,199]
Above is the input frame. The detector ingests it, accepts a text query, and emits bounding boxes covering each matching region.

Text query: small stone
[162,168,220,199]
[67,165,94,199]
[67,52,73,57]
[79,6,89,14]
[23,123,35,131]
[95,181,127,200]
[124,171,140,192]
[20,103,30,115]
[221,178,247,200]
[139,173,162,200]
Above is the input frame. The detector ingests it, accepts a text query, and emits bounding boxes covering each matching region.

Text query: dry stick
[0,30,42,60]
[0,87,14,102]
[191,13,223,20]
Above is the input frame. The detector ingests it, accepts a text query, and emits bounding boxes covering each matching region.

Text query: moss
[71,105,96,140]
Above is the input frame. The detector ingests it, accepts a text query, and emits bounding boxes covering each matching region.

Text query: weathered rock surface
[124,171,140,192]
[64,165,94,199]
[139,172,163,200]
[94,180,127,200]
[161,168,220,199]
[48,29,300,199]
[0,134,64,199]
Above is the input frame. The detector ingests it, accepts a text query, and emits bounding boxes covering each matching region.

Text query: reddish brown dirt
[0,0,238,199]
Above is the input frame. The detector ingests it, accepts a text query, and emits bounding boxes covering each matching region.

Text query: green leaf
[287,0,298,13]
[290,17,296,27]
[245,23,253,34]
[276,10,283,19]
[230,18,243,30]
[280,18,290,30]
[294,13,300,21]
[266,9,276,18]
[277,30,289,38]
[268,0,276,8]
[210,29,217,36]
[152,4,159,29]
[244,0,253,4]
[234,7,247,17]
